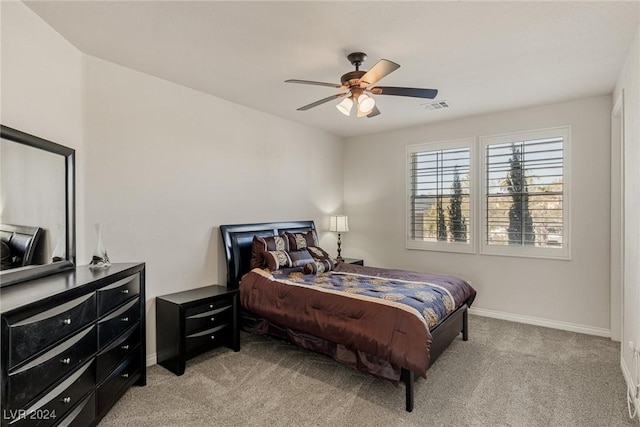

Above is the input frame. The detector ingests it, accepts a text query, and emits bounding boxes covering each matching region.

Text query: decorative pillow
[306,245,333,262]
[288,249,314,268]
[262,250,292,271]
[303,259,335,275]
[286,230,319,251]
[250,235,290,269]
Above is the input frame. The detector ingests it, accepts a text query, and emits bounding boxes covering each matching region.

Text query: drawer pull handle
[121,317,129,322]
[210,335,215,340]
[121,289,129,294]
[61,397,71,404]
[209,304,214,308]
[62,318,72,325]
[61,358,71,365]
[121,344,130,350]
[210,317,215,322]
[121,373,129,379]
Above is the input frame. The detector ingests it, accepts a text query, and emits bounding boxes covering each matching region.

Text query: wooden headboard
[219,220,315,289]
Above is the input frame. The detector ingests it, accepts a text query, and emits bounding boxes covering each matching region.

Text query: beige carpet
[99,315,636,426]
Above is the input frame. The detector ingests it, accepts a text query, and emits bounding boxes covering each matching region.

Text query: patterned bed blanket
[239,263,476,376]
[275,269,452,329]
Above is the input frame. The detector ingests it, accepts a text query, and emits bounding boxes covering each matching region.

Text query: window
[406,138,475,253]
[480,126,570,259]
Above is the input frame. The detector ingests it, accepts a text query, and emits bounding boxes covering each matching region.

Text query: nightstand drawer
[12,361,95,427]
[185,324,229,357]
[8,293,96,369]
[97,298,140,348]
[7,326,96,410]
[96,325,140,383]
[97,275,140,316]
[185,305,232,335]
[185,297,233,317]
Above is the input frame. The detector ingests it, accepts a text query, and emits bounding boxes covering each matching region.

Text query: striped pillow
[251,234,290,269]
[262,250,292,271]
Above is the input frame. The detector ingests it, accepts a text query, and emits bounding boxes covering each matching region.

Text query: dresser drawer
[185,305,232,335]
[97,353,140,416]
[97,275,140,316]
[8,294,96,369]
[56,393,95,427]
[96,325,140,383]
[7,326,96,411]
[97,298,140,348]
[184,296,233,317]
[185,324,229,357]
[10,361,95,427]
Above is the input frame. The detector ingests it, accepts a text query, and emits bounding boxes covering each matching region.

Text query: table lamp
[329,215,349,262]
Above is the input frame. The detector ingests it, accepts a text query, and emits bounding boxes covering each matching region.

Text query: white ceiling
[25,1,640,138]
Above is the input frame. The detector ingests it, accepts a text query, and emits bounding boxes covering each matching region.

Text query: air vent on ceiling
[422,100,450,110]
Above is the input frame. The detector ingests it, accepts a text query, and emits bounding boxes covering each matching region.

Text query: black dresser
[0,263,146,427]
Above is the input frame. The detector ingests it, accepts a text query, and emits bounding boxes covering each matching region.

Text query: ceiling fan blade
[359,59,400,87]
[370,86,438,99]
[366,105,381,118]
[297,93,348,111]
[286,79,343,88]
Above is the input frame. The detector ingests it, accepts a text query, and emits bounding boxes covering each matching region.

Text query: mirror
[0,125,75,287]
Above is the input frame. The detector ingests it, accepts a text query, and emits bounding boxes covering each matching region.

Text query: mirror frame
[0,125,76,287]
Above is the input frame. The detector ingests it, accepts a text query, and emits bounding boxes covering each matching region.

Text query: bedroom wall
[0,1,86,264]
[82,56,344,363]
[615,25,640,393]
[2,2,344,363]
[343,95,612,334]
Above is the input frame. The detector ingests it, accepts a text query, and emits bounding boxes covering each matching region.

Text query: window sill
[406,240,475,254]
[479,245,570,261]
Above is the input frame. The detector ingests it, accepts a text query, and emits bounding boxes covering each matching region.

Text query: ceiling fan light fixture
[356,107,369,118]
[336,97,353,116]
[358,94,375,114]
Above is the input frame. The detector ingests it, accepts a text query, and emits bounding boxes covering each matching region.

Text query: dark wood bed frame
[220,220,468,412]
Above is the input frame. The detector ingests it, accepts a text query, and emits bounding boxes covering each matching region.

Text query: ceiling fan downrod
[347,52,367,70]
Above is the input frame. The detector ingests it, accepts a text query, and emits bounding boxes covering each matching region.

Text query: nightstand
[156,285,239,376]
[341,258,364,266]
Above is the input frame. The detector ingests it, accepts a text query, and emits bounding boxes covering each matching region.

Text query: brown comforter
[239,263,476,377]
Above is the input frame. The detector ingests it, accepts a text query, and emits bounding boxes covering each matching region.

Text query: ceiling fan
[285,52,438,118]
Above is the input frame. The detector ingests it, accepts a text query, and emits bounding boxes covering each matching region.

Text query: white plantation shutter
[406,139,475,253]
[480,127,570,259]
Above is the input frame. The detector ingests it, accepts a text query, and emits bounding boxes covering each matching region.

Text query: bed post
[401,368,414,412]
[462,307,469,341]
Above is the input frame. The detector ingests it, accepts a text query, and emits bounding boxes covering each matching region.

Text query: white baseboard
[468,307,611,338]
[146,352,157,367]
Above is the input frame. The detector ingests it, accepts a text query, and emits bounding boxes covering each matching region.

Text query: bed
[220,220,476,412]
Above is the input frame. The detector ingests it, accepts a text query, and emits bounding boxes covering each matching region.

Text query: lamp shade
[329,215,349,233]
[358,94,375,114]
[336,97,353,116]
